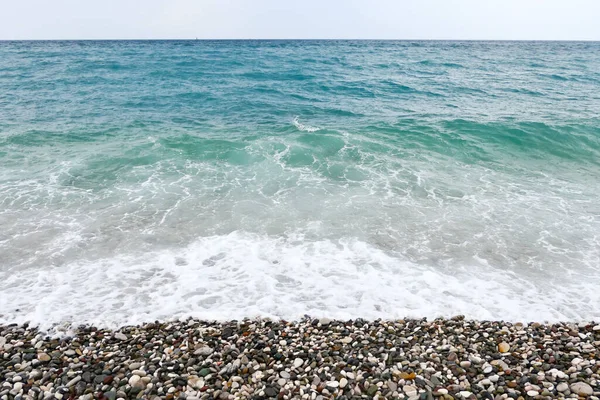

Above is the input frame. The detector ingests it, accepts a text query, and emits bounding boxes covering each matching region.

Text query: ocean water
[1,40,600,329]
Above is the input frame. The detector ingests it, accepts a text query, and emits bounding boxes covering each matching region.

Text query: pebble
[279,371,290,379]
[194,346,213,356]
[570,382,593,396]
[404,385,417,397]
[0,317,598,400]
[557,382,569,392]
[66,376,81,387]
[498,342,510,353]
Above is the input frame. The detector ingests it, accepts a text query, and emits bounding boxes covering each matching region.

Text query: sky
[1,0,599,40]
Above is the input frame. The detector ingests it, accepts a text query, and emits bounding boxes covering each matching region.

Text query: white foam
[1,231,599,331]
[293,116,321,132]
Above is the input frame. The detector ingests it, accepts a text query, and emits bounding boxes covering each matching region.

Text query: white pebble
[129,375,141,386]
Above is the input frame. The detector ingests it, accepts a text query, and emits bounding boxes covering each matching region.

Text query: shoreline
[1,317,599,399]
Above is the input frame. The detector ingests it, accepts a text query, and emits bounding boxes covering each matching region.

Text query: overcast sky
[1,0,599,40]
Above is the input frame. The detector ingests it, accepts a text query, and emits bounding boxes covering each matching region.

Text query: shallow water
[1,41,600,328]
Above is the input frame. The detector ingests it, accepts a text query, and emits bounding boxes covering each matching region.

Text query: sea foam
[1,231,599,331]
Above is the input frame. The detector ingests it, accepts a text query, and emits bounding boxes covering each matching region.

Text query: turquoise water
[1,41,600,327]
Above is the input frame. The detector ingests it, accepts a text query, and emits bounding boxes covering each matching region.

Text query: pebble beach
[1,317,599,400]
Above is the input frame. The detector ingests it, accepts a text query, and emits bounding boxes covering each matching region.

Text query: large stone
[570,382,593,396]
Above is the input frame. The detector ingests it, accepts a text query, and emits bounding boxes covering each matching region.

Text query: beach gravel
[1,317,599,399]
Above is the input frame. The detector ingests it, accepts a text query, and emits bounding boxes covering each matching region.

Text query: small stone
[264,387,278,397]
[129,375,141,386]
[460,361,471,368]
[319,318,332,326]
[469,356,482,364]
[404,385,417,397]
[527,390,539,397]
[66,376,81,387]
[498,342,510,353]
[593,325,600,331]
[293,358,304,368]
[188,376,204,390]
[340,378,348,388]
[557,382,569,392]
[387,380,397,392]
[459,391,473,398]
[114,332,127,341]
[29,370,43,380]
[37,353,51,362]
[194,346,213,356]
[10,382,23,395]
[400,372,416,380]
[128,362,142,370]
[368,385,378,396]
[280,371,290,379]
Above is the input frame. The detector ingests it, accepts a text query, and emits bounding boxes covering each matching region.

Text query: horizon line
[1,38,600,42]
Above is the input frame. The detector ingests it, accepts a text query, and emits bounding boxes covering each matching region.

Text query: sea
[1,40,599,329]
